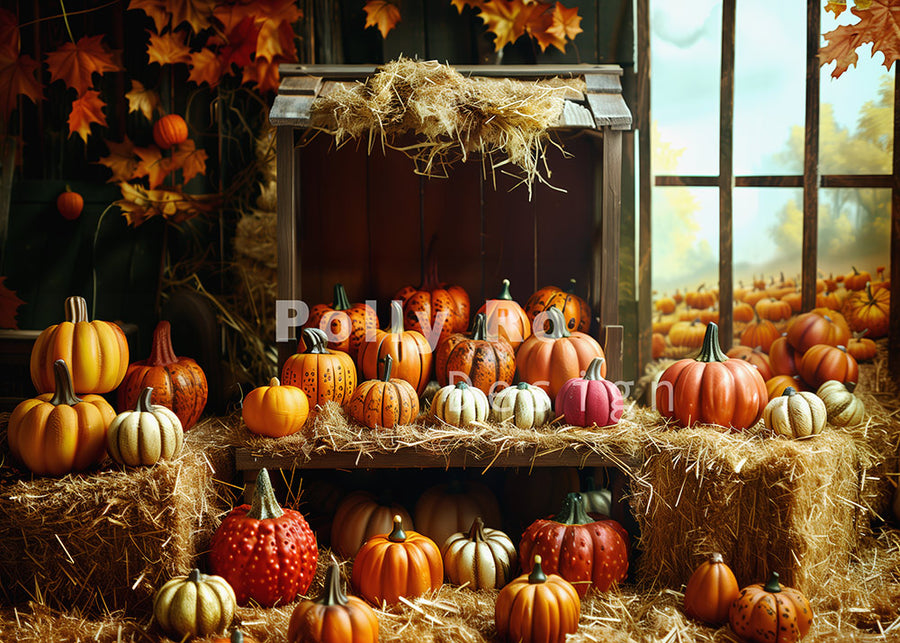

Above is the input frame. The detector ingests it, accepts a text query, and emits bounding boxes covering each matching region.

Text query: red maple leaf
[46,35,122,94]
[820,0,900,78]
[0,52,41,121]
[0,276,25,329]
[96,136,140,182]
[68,90,108,142]
[188,48,224,87]
[128,0,170,33]
[363,0,401,38]
[146,30,191,66]
[0,8,20,61]
[214,16,262,69]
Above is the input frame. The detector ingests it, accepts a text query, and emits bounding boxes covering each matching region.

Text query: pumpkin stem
[553,492,593,526]
[136,387,155,412]
[302,327,330,354]
[854,329,870,340]
[528,555,547,584]
[583,357,605,381]
[188,568,202,583]
[268,377,280,387]
[319,561,349,607]
[389,300,405,334]
[64,295,89,323]
[388,514,407,542]
[516,382,529,390]
[379,354,394,382]
[230,630,244,643]
[544,307,571,340]
[695,322,728,364]
[764,571,782,593]
[471,313,487,341]
[467,516,486,542]
[332,283,351,311]
[247,468,284,520]
[147,320,179,366]
[497,279,513,301]
[50,359,82,406]
[565,278,578,295]
[456,381,469,391]
[782,386,797,398]
[710,552,724,565]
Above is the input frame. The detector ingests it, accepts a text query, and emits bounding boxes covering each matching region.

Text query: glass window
[818,188,891,280]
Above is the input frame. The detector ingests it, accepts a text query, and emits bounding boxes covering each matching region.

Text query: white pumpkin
[431,382,489,426]
[816,380,865,427]
[442,517,517,590]
[490,382,554,429]
[107,387,184,466]
[763,386,827,438]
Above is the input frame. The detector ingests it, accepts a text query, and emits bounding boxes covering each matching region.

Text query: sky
[649,0,893,294]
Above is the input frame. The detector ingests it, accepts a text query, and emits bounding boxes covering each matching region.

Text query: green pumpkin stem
[471,313,487,341]
[230,630,244,643]
[782,387,797,398]
[456,381,469,390]
[188,568,202,583]
[64,295,89,323]
[50,359,82,406]
[497,279,513,301]
[553,492,593,526]
[854,329,870,340]
[764,571,782,593]
[544,307,571,339]
[302,327,330,354]
[528,555,548,584]
[695,322,728,363]
[389,300,405,334]
[388,514,407,542]
[565,279,578,295]
[467,516,486,542]
[333,283,351,311]
[584,357,605,381]
[247,468,284,520]
[319,561,349,606]
[148,320,178,366]
[516,382,529,390]
[136,387,155,412]
[379,354,394,382]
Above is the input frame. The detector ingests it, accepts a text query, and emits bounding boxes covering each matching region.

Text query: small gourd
[430,381,489,426]
[816,379,865,427]
[683,552,740,625]
[442,517,517,590]
[107,386,184,465]
[153,568,236,639]
[762,387,827,439]
[490,381,554,429]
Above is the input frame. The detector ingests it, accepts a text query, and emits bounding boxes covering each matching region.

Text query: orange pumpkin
[765,375,807,402]
[414,479,503,550]
[495,555,580,643]
[358,300,433,396]
[116,320,208,430]
[669,319,707,348]
[282,328,357,408]
[477,278,532,351]
[434,313,515,395]
[729,572,813,643]
[684,284,717,310]
[798,344,859,389]
[656,322,767,430]
[872,266,889,292]
[212,631,258,643]
[733,301,755,323]
[351,515,443,605]
[683,553,740,625]
[331,489,414,558]
[153,113,189,149]
[755,298,792,322]
[781,290,802,314]
[843,283,889,338]
[785,311,850,354]
[524,279,591,333]
[241,377,309,438]
[768,335,799,377]
[655,294,676,314]
[726,346,773,381]
[515,307,605,400]
[8,359,115,476]
[742,289,769,308]
[653,314,676,335]
[739,315,780,353]
[346,354,420,429]
[844,266,871,291]
[30,295,129,395]
[395,258,470,343]
[288,561,379,643]
[846,330,877,362]
[651,332,667,359]
[304,283,378,357]
[57,186,84,220]
[816,290,841,310]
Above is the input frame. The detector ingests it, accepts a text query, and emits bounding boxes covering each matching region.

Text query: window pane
[650,0,721,175]
[818,188,891,282]
[733,2,806,175]
[734,188,803,288]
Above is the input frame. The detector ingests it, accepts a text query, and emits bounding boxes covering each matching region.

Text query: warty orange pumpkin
[304,283,377,357]
[524,279,591,333]
[729,572,812,643]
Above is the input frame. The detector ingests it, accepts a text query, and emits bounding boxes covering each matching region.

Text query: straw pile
[0,416,240,616]
[310,58,584,190]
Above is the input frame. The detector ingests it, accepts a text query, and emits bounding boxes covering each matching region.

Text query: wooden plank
[279,76,324,95]
[821,175,892,188]
[636,0,652,377]
[718,0,735,349]
[278,64,626,79]
[603,325,624,384]
[269,95,316,126]
[276,126,300,367]
[584,73,623,93]
[890,64,900,382]
[655,175,891,188]
[558,101,596,128]
[802,0,820,313]
[586,93,633,129]
[597,130,622,338]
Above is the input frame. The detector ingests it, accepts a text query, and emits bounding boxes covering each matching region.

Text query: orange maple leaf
[214,1,259,32]
[167,0,216,34]
[128,0,170,33]
[188,48,224,87]
[364,0,401,38]
[134,145,170,188]
[451,0,484,13]
[253,0,303,60]
[147,31,191,66]
[125,79,160,120]
[169,139,208,183]
[97,137,140,182]
[821,0,900,78]
[0,53,41,121]
[242,55,284,93]
[46,35,122,94]
[116,182,218,226]
[545,3,582,43]
[0,276,25,330]
[479,0,542,51]
[68,90,108,142]
[825,1,847,16]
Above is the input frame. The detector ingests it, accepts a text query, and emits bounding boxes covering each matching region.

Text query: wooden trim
[276,126,300,368]
[890,64,900,381]
[596,129,623,335]
[637,0,652,376]
[802,0,820,313]
[821,175,892,188]
[718,0,736,349]
[655,175,892,188]
[277,64,626,78]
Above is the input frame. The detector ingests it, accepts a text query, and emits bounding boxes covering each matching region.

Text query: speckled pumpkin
[434,313,515,395]
[282,327,357,408]
[729,572,813,643]
[346,354,420,429]
[304,283,378,357]
[524,280,591,334]
[358,301,433,396]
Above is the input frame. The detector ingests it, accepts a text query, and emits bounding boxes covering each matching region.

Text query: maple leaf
[128,0,170,33]
[68,90,108,142]
[545,3,582,42]
[479,0,542,51]
[451,0,484,13]
[97,136,140,182]
[188,48,224,87]
[167,0,216,34]
[146,30,191,66]
[0,8,20,61]
[0,53,41,121]
[169,139,208,183]
[46,35,122,94]
[125,79,160,121]
[364,0,401,38]
[825,1,847,16]
[528,4,566,52]
[820,0,900,78]
[116,182,218,226]
[252,0,303,60]
[214,1,259,32]
[242,55,284,93]
[134,145,170,188]
[215,16,262,69]
[0,276,25,329]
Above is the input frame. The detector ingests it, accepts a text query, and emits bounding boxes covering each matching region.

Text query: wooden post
[636,0,652,375]
[718,0,736,349]
[802,0,820,313]
[890,64,900,383]
[276,126,300,369]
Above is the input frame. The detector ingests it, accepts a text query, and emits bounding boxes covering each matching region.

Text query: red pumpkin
[656,322,767,430]
[524,279,591,333]
[304,283,378,357]
[395,257,470,344]
[117,320,208,430]
[518,492,629,597]
[798,344,859,389]
[433,313,515,395]
[683,553,740,625]
[209,468,318,607]
[358,300,433,396]
[729,572,813,643]
[768,335,798,377]
[555,357,623,427]
[739,315,780,353]
[477,278,531,350]
[153,113,189,149]
[57,186,84,220]
[725,346,773,382]
[785,311,850,354]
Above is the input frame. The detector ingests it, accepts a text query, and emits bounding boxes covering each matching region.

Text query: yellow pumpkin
[242,377,310,437]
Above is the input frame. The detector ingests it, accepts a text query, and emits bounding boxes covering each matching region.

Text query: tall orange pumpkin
[683,553,740,625]
[304,283,377,357]
[288,561,379,643]
[433,313,515,395]
[117,320,208,430]
[524,279,591,333]
[656,322,767,430]
[282,328,357,408]
[358,301,433,396]
[30,295,129,394]
[395,258,470,344]
[477,278,531,350]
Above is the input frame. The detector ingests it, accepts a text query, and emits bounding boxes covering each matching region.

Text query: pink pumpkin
[555,357,623,427]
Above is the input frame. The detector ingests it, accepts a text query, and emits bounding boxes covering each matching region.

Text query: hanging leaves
[115,182,219,226]
[146,31,192,66]
[127,0,170,32]
[820,0,900,78]
[363,0,402,38]
[97,137,140,182]
[546,3,583,44]
[45,35,122,94]
[168,0,217,34]
[187,48,224,87]
[125,80,161,120]
[0,52,42,122]
[0,277,25,330]
[68,90,108,142]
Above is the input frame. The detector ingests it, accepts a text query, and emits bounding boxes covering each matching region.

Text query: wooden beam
[718,0,736,349]
[276,126,301,368]
[802,0,821,313]
[890,64,900,382]
[637,0,652,375]
[654,174,891,188]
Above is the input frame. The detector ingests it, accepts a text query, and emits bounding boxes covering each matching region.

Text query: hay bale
[0,417,238,616]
